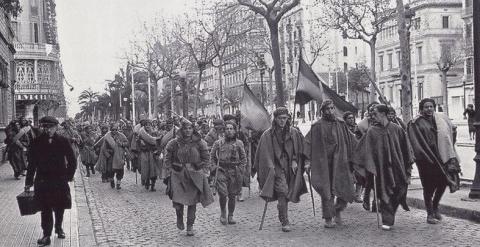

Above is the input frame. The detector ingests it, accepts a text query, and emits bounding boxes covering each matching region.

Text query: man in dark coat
[254,107,307,232]
[353,104,414,231]
[25,116,77,246]
[304,100,356,228]
[407,98,461,224]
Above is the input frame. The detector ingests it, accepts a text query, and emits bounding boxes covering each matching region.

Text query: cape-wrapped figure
[254,107,307,232]
[407,98,461,224]
[304,100,356,228]
[352,104,414,231]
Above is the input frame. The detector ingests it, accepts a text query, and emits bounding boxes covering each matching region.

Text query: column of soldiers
[13,96,462,243]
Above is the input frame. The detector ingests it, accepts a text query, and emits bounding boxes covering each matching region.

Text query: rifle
[212,150,220,196]
[259,200,268,230]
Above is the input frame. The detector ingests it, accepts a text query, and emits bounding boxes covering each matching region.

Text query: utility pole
[469,0,480,199]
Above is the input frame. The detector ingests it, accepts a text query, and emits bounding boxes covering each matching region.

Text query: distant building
[376,0,464,118]
[460,0,474,113]
[11,0,67,125]
[0,6,16,154]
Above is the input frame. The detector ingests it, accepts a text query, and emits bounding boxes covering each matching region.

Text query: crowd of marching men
[2,97,461,236]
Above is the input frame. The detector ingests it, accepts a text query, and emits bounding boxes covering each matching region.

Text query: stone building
[11,0,66,125]
[376,0,464,118]
[0,5,16,154]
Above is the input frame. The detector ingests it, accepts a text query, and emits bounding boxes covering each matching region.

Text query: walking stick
[259,200,269,230]
[307,170,316,216]
[135,169,138,185]
[373,174,380,229]
[212,150,220,196]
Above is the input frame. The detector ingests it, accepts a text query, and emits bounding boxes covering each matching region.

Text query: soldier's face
[183,125,194,137]
[43,125,58,137]
[275,114,289,128]
[371,108,386,124]
[322,104,336,117]
[421,102,435,117]
[345,114,355,125]
[225,124,236,138]
[387,111,396,121]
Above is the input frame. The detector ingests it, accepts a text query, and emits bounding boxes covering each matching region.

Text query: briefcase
[16,191,39,216]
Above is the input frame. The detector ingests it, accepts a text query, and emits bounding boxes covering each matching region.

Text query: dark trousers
[41,208,65,236]
[173,202,196,227]
[380,189,402,226]
[417,161,448,215]
[107,168,124,181]
[321,196,347,220]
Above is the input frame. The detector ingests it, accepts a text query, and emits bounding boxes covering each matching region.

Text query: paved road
[80,166,480,247]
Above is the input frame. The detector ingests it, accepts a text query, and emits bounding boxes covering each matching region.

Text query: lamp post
[469,0,480,199]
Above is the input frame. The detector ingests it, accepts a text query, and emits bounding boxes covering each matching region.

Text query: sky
[56,0,193,116]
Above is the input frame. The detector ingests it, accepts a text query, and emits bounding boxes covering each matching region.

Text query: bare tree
[436,41,464,115]
[318,0,394,103]
[238,0,301,107]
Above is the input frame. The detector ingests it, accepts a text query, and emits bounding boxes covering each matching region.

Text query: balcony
[13,42,60,61]
[14,82,61,98]
[462,6,473,18]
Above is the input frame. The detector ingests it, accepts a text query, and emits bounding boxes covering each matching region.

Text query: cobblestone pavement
[81,166,480,247]
[0,162,79,247]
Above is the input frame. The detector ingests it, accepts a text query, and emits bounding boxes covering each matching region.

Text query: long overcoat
[26,133,77,210]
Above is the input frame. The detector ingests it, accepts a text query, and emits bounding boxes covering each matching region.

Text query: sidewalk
[0,161,90,247]
[406,178,480,223]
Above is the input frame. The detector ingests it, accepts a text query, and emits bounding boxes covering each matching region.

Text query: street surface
[79,166,479,247]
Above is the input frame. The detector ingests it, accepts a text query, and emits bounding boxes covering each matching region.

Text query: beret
[273,107,289,117]
[39,116,59,126]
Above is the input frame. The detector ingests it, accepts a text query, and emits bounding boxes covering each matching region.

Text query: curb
[74,166,98,246]
[406,196,480,223]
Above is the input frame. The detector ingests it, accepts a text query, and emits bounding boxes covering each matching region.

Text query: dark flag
[240,84,271,131]
[295,57,324,105]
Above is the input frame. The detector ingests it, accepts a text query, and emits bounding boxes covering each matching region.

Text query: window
[379,55,384,71]
[343,46,348,57]
[413,17,421,30]
[30,0,38,16]
[417,46,423,64]
[33,23,39,43]
[0,60,8,126]
[387,53,393,70]
[355,46,358,55]
[466,0,472,7]
[465,23,472,39]
[466,58,473,75]
[344,63,348,73]
[396,51,401,68]
[418,81,424,100]
[442,16,449,29]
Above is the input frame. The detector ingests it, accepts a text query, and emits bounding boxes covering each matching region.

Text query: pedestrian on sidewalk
[210,120,247,225]
[304,100,356,229]
[4,120,24,179]
[463,104,475,140]
[164,118,214,236]
[407,98,462,224]
[24,116,77,247]
[254,107,307,232]
[137,118,162,191]
[352,104,414,231]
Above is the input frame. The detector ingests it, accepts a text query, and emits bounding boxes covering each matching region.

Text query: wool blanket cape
[407,113,461,192]
[352,122,414,207]
[304,118,357,203]
[254,126,307,202]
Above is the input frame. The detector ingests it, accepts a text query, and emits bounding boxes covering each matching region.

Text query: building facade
[0,6,16,154]
[376,0,464,118]
[12,0,66,125]
[460,0,474,114]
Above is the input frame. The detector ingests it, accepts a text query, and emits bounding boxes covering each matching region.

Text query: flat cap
[39,116,59,126]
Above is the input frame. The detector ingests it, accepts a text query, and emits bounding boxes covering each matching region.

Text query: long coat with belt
[26,133,77,210]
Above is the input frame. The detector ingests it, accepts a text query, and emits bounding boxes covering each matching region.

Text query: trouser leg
[150,178,157,191]
[54,208,65,230]
[115,169,124,180]
[277,196,289,226]
[187,205,196,227]
[335,198,348,214]
[432,183,447,211]
[321,195,335,220]
[41,208,54,237]
[228,195,236,216]
[174,202,185,230]
[422,179,436,216]
[219,196,227,217]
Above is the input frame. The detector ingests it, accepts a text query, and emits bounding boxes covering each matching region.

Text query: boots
[228,196,236,224]
[175,207,185,230]
[186,205,196,236]
[354,184,363,203]
[425,198,439,224]
[334,210,343,226]
[324,218,336,228]
[150,179,156,192]
[86,168,91,177]
[145,180,150,190]
[91,165,95,174]
[116,180,121,190]
[110,179,115,189]
[219,196,227,225]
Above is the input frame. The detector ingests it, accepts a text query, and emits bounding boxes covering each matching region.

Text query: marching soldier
[210,120,247,225]
[254,107,307,232]
[137,118,162,191]
[304,100,357,228]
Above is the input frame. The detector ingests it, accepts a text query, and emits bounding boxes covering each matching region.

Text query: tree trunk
[269,68,274,111]
[396,0,413,122]
[182,79,188,117]
[193,68,204,118]
[268,22,286,107]
[153,80,158,118]
[218,56,225,116]
[442,70,449,115]
[369,41,378,103]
